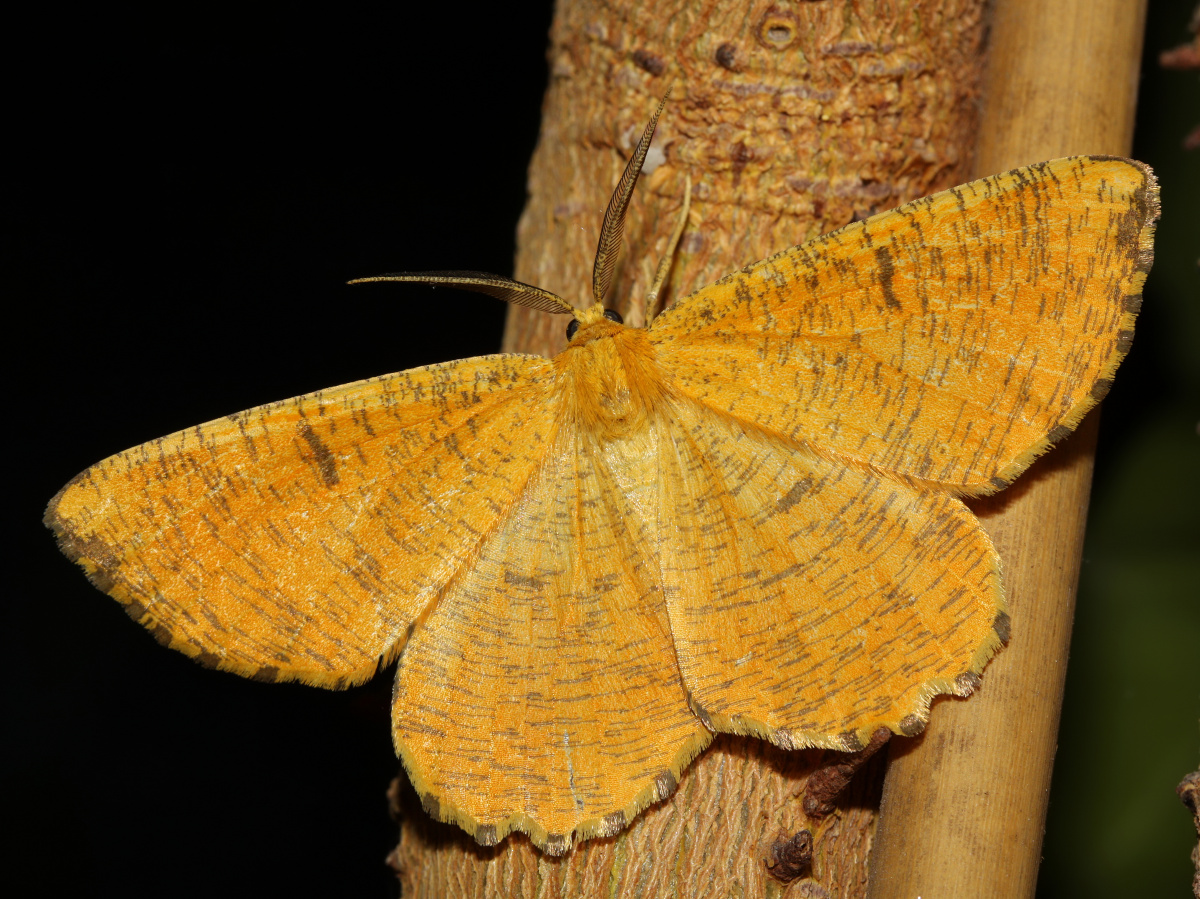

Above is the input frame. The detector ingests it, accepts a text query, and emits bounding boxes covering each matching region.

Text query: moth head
[566,307,625,342]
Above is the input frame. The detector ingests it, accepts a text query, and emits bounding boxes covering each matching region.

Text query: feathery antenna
[645,173,692,327]
[350,271,576,315]
[591,92,671,308]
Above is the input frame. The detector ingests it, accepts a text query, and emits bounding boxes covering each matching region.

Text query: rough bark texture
[392,738,886,897]
[867,3,1148,897]
[504,0,986,353]
[393,1,988,895]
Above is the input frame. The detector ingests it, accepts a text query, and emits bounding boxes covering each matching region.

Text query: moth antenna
[645,173,692,328]
[591,91,671,309]
[350,270,577,316]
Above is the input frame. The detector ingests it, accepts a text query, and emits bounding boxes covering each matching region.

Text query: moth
[47,96,1158,854]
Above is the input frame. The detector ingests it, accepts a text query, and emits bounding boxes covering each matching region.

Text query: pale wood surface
[393,0,990,894]
[866,1,1149,897]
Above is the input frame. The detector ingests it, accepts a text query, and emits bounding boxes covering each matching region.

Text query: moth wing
[393,416,711,854]
[651,157,1157,493]
[46,354,557,688]
[657,400,1006,749]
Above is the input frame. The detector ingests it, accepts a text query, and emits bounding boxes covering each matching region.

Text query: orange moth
[46,97,1158,854]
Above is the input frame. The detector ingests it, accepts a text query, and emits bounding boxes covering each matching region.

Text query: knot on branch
[803,726,891,818]
[767,828,813,882]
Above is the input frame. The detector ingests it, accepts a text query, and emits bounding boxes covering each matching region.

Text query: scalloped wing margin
[649,157,1159,497]
[45,353,558,690]
[387,412,714,854]
[655,398,1010,757]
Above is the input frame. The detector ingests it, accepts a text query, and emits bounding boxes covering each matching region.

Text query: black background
[6,5,1196,897]
[9,8,554,897]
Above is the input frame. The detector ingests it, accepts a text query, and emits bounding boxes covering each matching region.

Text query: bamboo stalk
[866,2,1149,897]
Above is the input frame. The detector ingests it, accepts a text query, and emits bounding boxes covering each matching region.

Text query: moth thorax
[561,327,663,440]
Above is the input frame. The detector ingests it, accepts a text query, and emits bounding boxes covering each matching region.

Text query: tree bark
[392,2,989,895]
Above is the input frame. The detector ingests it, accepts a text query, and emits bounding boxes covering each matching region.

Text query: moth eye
[566,319,580,340]
[603,309,624,324]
